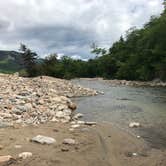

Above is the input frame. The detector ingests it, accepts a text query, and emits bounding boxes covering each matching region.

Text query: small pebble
[19,152,32,159]
[132,153,138,156]
[61,147,69,152]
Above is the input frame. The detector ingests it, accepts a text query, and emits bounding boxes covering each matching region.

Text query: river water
[72,79,166,149]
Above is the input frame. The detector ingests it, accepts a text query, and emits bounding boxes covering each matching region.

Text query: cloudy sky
[0,0,164,59]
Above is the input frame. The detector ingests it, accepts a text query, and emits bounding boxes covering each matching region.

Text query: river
[72,79,166,150]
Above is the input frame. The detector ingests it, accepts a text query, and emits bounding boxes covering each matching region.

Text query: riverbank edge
[77,77,166,87]
[0,122,166,166]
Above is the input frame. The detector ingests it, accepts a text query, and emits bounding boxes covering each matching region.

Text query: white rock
[71,124,80,128]
[50,117,59,122]
[70,121,76,125]
[19,152,32,159]
[85,121,97,126]
[15,119,23,124]
[73,113,83,119]
[55,111,65,118]
[58,105,68,111]
[63,138,76,145]
[24,103,33,111]
[60,117,70,123]
[129,122,140,128]
[77,121,85,125]
[31,135,56,144]
[132,153,138,156]
[0,113,12,118]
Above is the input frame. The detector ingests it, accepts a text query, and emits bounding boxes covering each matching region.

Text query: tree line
[20,3,166,81]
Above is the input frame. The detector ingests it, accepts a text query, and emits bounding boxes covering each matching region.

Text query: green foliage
[89,9,166,81]
[19,69,28,77]
[19,44,38,77]
[1,6,166,81]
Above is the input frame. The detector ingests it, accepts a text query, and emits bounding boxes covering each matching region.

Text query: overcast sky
[0,0,164,59]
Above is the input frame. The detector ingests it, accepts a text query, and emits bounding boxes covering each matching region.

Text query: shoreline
[0,122,166,166]
[77,77,166,87]
[0,74,166,165]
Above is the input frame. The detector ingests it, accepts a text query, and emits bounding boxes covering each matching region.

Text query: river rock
[85,121,97,126]
[68,102,77,110]
[63,138,76,145]
[129,122,140,128]
[76,120,85,124]
[71,124,80,128]
[19,152,32,159]
[0,74,97,126]
[31,135,56,144]
[73,113,83,119]
[0,155,13,163]
[0,113,12,118]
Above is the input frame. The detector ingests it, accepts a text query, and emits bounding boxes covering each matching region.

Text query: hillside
[0,51,22,73]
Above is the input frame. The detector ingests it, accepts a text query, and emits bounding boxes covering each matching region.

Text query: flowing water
[72,79,166,149]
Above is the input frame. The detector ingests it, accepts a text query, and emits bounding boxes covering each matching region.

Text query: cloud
[0,0,164,59]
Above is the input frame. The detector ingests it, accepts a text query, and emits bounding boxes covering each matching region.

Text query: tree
[19,44,38,77]
[163,0,166,10]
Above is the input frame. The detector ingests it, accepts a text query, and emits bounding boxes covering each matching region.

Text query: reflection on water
[72,79,166,149]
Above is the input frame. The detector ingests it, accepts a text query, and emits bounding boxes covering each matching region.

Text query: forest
[20,4,166,81]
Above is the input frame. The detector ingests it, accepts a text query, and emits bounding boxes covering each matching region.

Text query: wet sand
[0,122,166,166]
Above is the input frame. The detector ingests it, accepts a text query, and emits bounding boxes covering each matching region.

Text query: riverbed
[72,79,166,149]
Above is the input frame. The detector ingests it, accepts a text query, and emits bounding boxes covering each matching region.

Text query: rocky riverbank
[106,79,166,87]
[0,74,98,127]
[79,77,166,87]
[0,74,166,166]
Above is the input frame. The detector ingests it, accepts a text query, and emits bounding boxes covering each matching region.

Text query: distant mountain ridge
[0,50,23,73]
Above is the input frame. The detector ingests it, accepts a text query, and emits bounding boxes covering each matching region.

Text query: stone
[73,113,83,119]
[63,138,76,145]
[61,147,69,152]
[55,111,65,118]
[68,102,77,110]
[0,155,13,163]
[85,121,97,126]
[77,120,85,125]
[31,135,56,144]
[19,152,32,159]
[69,128,74,131]
[132,153,138,156]
[63,109,72,116]
[60,117,70,123]
[24,103,33,111]
[71,124,80,128]
[0,113,12,118]
[50,117,59,122]
[70,121,76,125]
[129,122,140,128]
